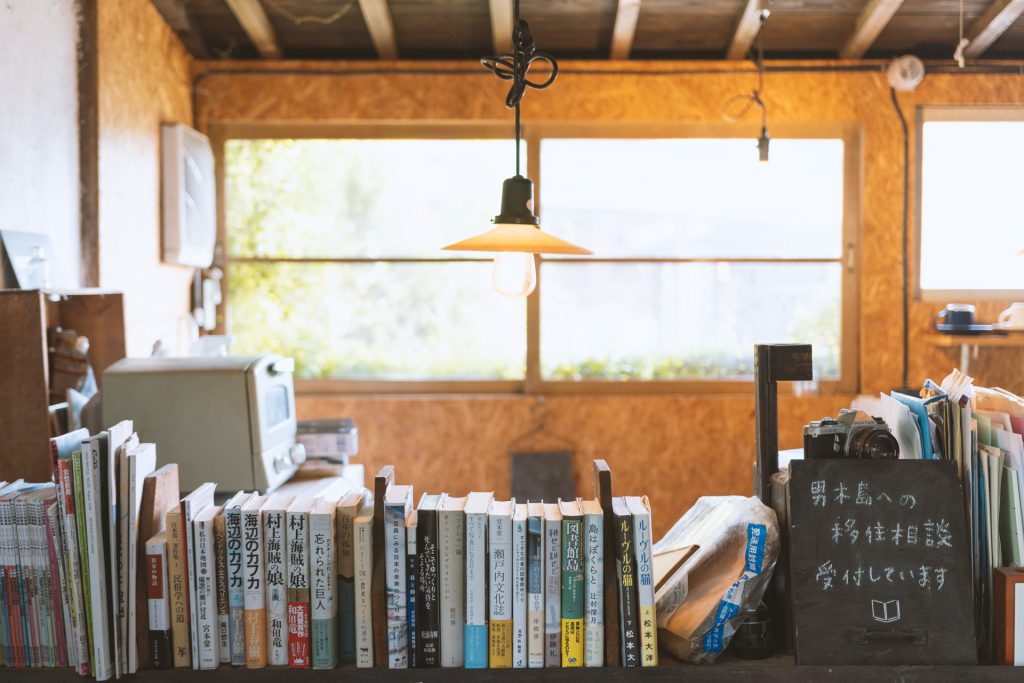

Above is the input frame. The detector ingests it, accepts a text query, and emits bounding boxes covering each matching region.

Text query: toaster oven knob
[273,453,290,473]
[290,443,307,466]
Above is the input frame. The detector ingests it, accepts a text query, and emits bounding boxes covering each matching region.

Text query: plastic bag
[653,495,780,663]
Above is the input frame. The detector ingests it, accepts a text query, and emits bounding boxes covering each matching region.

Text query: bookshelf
[926,333,1024,374]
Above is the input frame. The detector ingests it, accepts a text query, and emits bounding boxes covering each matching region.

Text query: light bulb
[491,252,536,297]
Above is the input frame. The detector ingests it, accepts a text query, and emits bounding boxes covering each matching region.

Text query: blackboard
[788,459,976,665]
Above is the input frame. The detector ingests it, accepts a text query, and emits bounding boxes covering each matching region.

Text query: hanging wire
[480,0,558,176]
[264,0,354,26]
[722,6,770,154]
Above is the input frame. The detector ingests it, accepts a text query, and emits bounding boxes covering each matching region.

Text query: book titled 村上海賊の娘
[286,496,317,669]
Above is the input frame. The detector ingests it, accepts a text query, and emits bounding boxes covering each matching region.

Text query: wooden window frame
[211,121,861,396]
[915,106,1024,302]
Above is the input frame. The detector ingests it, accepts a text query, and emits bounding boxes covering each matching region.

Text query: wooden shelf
[927,333,1024,348]
[3,656,1022,682]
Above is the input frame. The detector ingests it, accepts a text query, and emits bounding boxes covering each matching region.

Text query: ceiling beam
[488,0,514,55]
[357,0,399,59]
[839,0,905,59]
[224,0,282,59]
[150,0,211,59]
[726,0,765,60]
[610,0,642,60]
[964,0,1024,58]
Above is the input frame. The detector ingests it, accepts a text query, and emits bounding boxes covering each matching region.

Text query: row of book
[0,421,660,673]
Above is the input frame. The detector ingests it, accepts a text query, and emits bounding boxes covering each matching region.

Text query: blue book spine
[338,575,356,662]
[406,547,417,668]
[464,624,488,668]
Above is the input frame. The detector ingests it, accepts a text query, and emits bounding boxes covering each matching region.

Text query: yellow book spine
[638,605,658,667]
[489,619,512,668]
[245,609,267,668]
[560,618,584,667]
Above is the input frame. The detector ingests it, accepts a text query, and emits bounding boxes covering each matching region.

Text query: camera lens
[847,427,900,460]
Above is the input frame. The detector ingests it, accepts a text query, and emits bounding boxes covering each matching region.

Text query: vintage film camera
[803,409,900,460]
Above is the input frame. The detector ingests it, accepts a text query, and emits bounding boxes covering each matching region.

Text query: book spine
[184,500,200,671]
[225,507,246,666]
[242,507,267,668]
[353,517,373,668]
[195,516,218,669]
[262,508,284,666]
[21,496,39,669]
[286,509,311,669]
[488,513,512,669]
[337,506,356,663]
[614,510,639,667]
[117,453,130,676]
[1,497,21,668]
[406,526,417,668]
[512,513,527,668]
[584,511,604,667]
[72,452,95,672]
[165,511,191,668]
[544,518,561,667]
[146,538,172,668]
[438,508,464,667]
[83,444,113,680]
[57,459,88,674]
[416,508,439,667]
[561,515,584,668]
[46,502,71,668]
[526,514,543,668]
[214,514,230,664]
[632,509,657,667]
[465,511,487,669]
[384,503,407,669]
[0,497,9,669]
[310,512,337,669]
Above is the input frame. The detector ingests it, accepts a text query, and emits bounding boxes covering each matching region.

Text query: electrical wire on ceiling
[722,6,771,160]
[264,0,354,26]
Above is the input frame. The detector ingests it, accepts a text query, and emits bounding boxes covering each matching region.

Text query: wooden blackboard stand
[371,465,394,668]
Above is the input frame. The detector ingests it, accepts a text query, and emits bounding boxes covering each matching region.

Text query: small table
[927,333,1024,374]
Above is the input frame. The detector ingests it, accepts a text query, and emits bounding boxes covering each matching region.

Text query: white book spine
[465,509,487,668]
[196,518,218,669]
[438,507,465,667]
[512,513,527,668]
[310,508,336,668]
[117,451,130,676]
[526,513,544,668]
[242,504,266,668]
[263,508,286,666]
[226,506,246,665]
[83,443,113,681]
[147,537,171,632]
[384,503,408,669]
[632,506,657,667]
[583,510,604,667]
[544,517,561,667]
[353,515,374,668]
[185,505,201,670]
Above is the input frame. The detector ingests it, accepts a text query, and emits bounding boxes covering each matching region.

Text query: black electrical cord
[479,0,558,176]
[890,86,910,390]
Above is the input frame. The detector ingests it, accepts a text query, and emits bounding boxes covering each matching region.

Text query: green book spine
[560,513,584,667]
[72,451,94,664]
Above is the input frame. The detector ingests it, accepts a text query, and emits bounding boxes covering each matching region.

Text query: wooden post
[371,465,394,668]
[593,459,619,667]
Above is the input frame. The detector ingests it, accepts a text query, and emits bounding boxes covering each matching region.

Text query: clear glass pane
[920,120,1024,291]
[540,262,841,380]
[540,138,844,259]
[226,138,522,259]
[227,262,526,380]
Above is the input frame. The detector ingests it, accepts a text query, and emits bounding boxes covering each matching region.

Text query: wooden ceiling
[152,0,1024,61]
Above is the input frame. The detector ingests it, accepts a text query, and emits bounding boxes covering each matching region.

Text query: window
[218,124,858,392]
[918,108,1024,299]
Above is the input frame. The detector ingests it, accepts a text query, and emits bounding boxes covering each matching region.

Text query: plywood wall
[193,60,1024,536]
[97,0,195,356]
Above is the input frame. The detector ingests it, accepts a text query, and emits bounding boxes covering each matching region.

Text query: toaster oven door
[247,355,299,490]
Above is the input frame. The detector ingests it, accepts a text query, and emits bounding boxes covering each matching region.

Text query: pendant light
[442,0,591,297]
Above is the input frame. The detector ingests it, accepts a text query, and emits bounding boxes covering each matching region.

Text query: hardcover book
[213,510,230,664]
[626,496,657,667]
[488,500,513,668]
[223,491,252,666]
[526,501,544,668]
[136,463,179,672]
[580,498,604,667]
[352,501,374,668]
[415,493,441,668]
[543,502,562,667]
[310,497,338,669]
[260,493,291,666]
[512,503,527,669]
[164,506,190,668]
[286,496,317,669]
[145,531,171,669]
[335,491,363,663]
[559,499,584,668]
[384,484,412,669]
[193,505,222,669]
[464,491,493,669]
[438,495,466,667]
[613,497,639,667]
[242,494,269,668]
